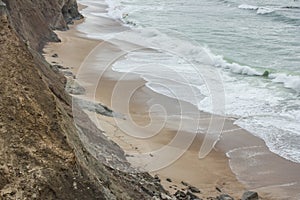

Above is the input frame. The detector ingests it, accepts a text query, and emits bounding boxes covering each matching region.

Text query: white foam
[104,0,125,19]
[236,114,300,163]
[270,73,300,93]
[206,49,262,76]
[238,4,258,10]
[238,4,275,15]
[130,27,263,77]
[257,7,275,15]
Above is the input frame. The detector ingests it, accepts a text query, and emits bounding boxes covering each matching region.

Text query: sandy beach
[43,4,300,199]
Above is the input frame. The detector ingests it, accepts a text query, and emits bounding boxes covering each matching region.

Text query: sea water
[77,0,300,164]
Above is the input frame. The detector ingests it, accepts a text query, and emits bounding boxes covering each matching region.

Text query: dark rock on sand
[181,181,189,186]
[52,53,58,57]
[189,185,201,193]
[242,191,259,200]
[186,190,201,199]
[217,194,234,200]
[154,175,161,182]
[207,197,218,200]
[166,178,172,182]
[216,187,222,192]
[53,64,69,70]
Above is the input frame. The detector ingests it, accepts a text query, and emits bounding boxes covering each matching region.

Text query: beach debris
[51,53,58,57]
[242,191,259,200]
[217,194,234,200]
[188,185,201,193]
[166,178,172,182]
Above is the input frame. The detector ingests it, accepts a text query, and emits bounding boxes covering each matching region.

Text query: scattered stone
[181,181,189,186]
[53,64,69,70]
[166,178,172,182]
[73,182,77,190]
[217,194,234,200]
[50,64,59,73]
[125,154,134,157]
[242,191,259,200]
[61,70,74,77]
[140,186,153,196]
[216,187,222,192]
[160,193,172,200]
[152,196,160,200]
[188,186,200,193]
[74,98,121,118]
[175,190,186,199]
[186,190,200,199]
[65,79,85,95]
[154,175,161,182]
[207,197,218,200]
[0,1,6,7]
[51,53,58,57]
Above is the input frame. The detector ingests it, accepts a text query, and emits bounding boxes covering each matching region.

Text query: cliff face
[0,1,167,199]
[2,0,82,51]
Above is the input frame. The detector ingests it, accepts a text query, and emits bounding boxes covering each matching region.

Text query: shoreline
[44,3,300,200]
[44,19,246,199]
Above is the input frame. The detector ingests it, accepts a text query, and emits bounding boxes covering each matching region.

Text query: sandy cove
[44,21,245,199]
[44,8,300,200]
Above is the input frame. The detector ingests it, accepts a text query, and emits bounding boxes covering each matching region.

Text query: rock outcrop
[2,0,83,51]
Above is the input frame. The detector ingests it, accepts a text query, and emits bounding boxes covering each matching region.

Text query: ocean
[77,0,300,165]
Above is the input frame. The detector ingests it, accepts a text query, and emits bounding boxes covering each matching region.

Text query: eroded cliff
[0,1,167,199]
